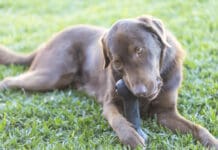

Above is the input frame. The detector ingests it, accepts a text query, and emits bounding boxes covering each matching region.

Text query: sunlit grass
[0,0,217,149]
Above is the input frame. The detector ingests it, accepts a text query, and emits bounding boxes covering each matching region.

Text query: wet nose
[132,84,147,97]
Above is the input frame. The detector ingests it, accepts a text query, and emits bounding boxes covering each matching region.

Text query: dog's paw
[136,128,148,143]
[0,81,7,90]
[214,139,218,150]
[0,78,11,90]
[209,139,218,150]
[198,127,218,149]
[115,121,146,148]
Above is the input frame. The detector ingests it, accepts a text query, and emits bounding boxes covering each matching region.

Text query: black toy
[115,79,148,142]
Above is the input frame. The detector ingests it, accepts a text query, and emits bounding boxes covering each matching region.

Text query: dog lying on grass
[0,15,217,149]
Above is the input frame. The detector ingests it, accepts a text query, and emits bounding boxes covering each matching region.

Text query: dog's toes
[117,124,146,149]
[0,78,11,91]
[136,128,148,143]
[0,81,7,90]
[214,139,218,149]
[210,139,218,150]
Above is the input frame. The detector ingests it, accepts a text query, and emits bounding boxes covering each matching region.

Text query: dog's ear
[137,15,171,49]
[137,15,171,70]
[101,34,110,69]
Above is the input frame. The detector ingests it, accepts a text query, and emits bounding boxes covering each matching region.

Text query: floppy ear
[137,15,171,70]
[101,34,110,69]
[137,15,171,49]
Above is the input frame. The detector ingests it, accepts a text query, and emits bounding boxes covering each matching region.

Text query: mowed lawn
[0,0,217,149]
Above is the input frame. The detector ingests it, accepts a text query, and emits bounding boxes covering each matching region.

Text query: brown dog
[0,16,217,149]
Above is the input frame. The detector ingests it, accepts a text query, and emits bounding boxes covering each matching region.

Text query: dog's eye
[135,47,143,56]
[113,60,123,70]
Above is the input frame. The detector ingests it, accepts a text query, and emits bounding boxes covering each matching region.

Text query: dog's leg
[157,111,218,149]
[115,79,148,142]
[0,44,36,65]
[0,70,71,91]
[151,90,218,149]
[103,98,145,149]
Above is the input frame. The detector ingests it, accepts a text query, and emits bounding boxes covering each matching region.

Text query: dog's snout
[132,84,147,97]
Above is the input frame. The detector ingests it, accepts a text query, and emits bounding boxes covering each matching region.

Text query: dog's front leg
[103,97,145,149]
[151,90,218,149]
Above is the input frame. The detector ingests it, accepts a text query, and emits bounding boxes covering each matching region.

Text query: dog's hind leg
[0,70,73,91]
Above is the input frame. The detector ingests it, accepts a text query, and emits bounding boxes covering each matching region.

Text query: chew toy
[115,79,148,142]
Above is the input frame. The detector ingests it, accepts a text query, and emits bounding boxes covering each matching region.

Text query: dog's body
[0,25,108,101]
[0,16,217,149]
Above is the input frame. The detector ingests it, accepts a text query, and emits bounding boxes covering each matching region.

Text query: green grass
[0,0,217,149]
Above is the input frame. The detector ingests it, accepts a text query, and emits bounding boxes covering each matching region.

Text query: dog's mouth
[145,83,162,100]
[121,78,162,101]
[145,90,160,101]
[131,87,160,100]
[132,84,162,101]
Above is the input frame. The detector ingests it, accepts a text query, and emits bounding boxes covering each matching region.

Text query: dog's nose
[132,84,147,97]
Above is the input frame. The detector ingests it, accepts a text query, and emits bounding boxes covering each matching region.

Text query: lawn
[0,0,217,149]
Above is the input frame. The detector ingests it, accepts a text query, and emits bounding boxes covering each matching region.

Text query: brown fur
[0,16,217,149]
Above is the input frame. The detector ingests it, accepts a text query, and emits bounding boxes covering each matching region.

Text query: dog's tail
[0,45,37,66]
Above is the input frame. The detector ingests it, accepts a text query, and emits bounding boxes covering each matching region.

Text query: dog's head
[102,16,171,100]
